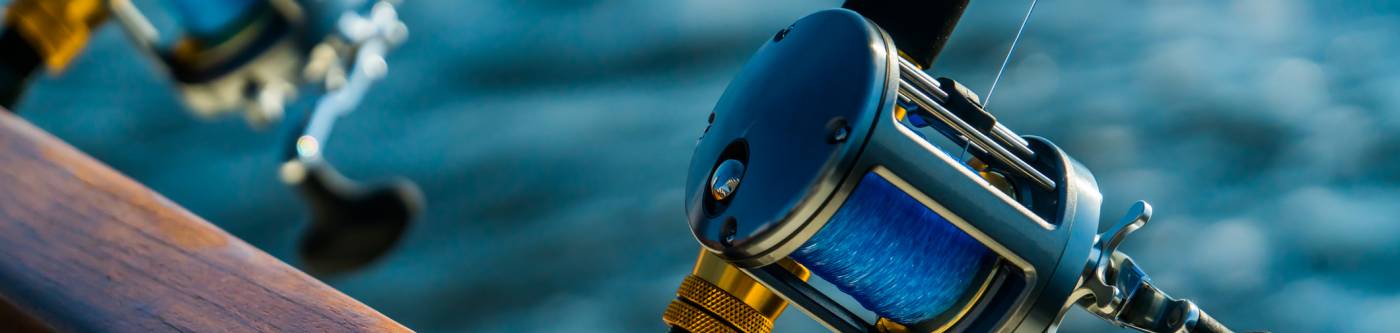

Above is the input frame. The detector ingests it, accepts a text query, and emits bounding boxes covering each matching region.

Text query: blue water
[8,0,1400,332]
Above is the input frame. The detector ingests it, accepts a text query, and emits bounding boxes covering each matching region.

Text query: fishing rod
[662,1,1249,332]
[0,0,418,274]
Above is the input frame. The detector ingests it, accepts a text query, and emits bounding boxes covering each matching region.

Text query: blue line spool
[790,172,994,325]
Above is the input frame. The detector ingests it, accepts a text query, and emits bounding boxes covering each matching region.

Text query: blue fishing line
[791,172,992,324]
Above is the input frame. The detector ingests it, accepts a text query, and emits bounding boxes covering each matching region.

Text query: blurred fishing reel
[0,0,416,274]
[0,0,415,274]
[665,5,1241,333]
[105,0,419,274]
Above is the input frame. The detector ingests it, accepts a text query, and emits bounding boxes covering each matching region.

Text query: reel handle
[281,90,421,275]
[841,0,969,67]
[283,158,422,275]
[281,11,412,275]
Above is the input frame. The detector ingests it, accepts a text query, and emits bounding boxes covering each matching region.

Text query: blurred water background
[7,0,1400,331]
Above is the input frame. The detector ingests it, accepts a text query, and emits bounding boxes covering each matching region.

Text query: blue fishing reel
[680,8,1236,333]
[106,0,420,274]
[0,0,420,274]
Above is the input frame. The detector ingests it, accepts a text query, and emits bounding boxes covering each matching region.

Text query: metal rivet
[720,217,738,247]
[827,117,850,143]
[830,126,849,143]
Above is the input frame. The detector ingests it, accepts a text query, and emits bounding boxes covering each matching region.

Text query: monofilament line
[983,0,1038,108]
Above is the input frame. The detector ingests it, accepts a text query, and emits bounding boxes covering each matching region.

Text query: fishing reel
[0,0,419,274]
[108,0,419,274]
[664,4,1240,333]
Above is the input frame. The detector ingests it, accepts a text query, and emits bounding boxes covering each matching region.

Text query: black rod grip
[841,0,970,68]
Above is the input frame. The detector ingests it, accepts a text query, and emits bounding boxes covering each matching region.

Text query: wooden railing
[0,111,409,332]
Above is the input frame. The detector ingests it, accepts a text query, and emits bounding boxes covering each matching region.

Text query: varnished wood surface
[0,111,410,332]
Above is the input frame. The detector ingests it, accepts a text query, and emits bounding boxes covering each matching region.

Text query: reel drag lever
[1079,201,1236,333]
[279,13,421,275]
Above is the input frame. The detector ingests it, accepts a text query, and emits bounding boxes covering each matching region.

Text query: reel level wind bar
[895,58,1034,159]
[892,56,1051,190]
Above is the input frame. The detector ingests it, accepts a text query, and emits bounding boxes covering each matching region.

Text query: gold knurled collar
[663,298,740,333]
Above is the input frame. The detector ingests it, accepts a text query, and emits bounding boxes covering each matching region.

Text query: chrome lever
[1083,200,1152,314]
